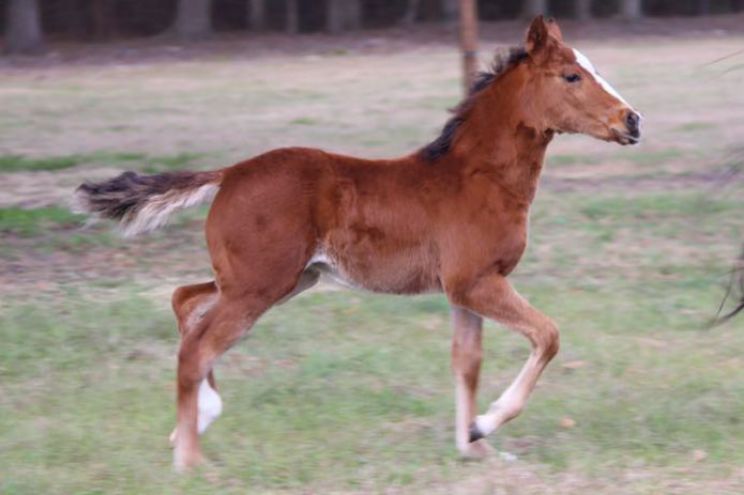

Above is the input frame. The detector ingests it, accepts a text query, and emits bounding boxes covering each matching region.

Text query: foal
[75,16,641,470]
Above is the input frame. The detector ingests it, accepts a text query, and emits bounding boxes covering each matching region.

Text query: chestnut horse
[74,17,641,470]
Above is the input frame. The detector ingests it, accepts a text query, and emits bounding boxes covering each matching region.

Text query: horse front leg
[450,306,493,458]
[447,273,560,443]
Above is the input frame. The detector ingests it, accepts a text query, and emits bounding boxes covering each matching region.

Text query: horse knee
[172,287,191,332]
[172,282,218,335]
[537,321,560,360]
[452,343,483,379]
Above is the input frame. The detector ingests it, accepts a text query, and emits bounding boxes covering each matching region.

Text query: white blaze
[572,48,631,108]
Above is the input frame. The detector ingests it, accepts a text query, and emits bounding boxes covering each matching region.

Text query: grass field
[1,19,744,494]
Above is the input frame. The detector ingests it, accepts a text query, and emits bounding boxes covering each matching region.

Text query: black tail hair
[73,169,222,237]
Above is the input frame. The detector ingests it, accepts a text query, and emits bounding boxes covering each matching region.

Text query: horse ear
[525,15,549,55]
[545,17,563,42]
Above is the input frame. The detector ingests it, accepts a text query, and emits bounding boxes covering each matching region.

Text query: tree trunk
[326,0,342,33]
[326,0,361,33]
[523,0,548,18]
[620,0,642,19]
[442,0,459,22]
[91,0,113,40]
[402,0,421,25]
[285,0,298,34]
[575,0,592,20]
[173,0,212,39]
[248,0,266,31]
[5,0,44,54]
[345,0,361,30]
[59,0,86,38]
[459,0,478,94]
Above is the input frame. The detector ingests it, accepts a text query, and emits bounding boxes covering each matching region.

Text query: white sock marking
[197,379,222,434]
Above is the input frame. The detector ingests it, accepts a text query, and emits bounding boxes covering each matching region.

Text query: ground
[1,16,744,495]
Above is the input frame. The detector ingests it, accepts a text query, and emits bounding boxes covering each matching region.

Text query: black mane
[420,47,528,162]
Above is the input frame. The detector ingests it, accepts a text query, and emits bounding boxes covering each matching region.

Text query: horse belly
[307,247,440,295]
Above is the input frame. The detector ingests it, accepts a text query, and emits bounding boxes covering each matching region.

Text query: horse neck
[449,71,552,205]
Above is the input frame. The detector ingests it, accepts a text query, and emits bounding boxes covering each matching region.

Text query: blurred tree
[286,0,298,33]
[55,0,85,38]
[459,0,478,92]
[91,0,113,39]
[621,0,643,18]
[523,0,548,17]
[326,0,361,33]
[3,0,742,47]
[442,0,458,20]
[401,0,421,24]
[173,0,212,38]
[575,0,592,19]
[248,0,266,31]
[5,0,44,54]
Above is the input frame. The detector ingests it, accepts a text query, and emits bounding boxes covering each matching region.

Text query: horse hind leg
[173,289,286,471]
[172,281,219,336]
[170,281,221,446]
[172,261,309,470]
[174,267,319,443]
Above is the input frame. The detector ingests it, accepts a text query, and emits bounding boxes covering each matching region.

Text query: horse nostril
[626,111,640,135]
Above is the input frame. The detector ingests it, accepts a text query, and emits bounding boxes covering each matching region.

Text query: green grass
[141,152,204,173]
[578,192,734,221]
[547,153,601,167]
[674,122,717,133]
[0,207,83,236]
[0,154,83,172]
[1,277,742,494]
[617,147,688,166]
[0,151,206,174]
[289,117,319,126]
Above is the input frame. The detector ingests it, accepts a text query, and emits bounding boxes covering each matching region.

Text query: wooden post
[523,0,548,18]
[575,0,592,20]
[327,0,361,33]
[5,0,44,54]
[286,0,299,34]
[458,0,479,94]
[91,0,113,40]
[620,0,642,19]
[248,0,266,31]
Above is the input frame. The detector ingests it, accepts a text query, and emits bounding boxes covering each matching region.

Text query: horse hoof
[460,439,495,460]
[468,422,484,443]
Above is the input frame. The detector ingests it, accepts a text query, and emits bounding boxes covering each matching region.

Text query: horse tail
[73,169,223,237]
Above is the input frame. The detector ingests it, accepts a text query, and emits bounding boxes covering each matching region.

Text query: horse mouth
[612,129,640,146]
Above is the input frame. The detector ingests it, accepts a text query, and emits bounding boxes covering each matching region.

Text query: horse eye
[563,73,581,83]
